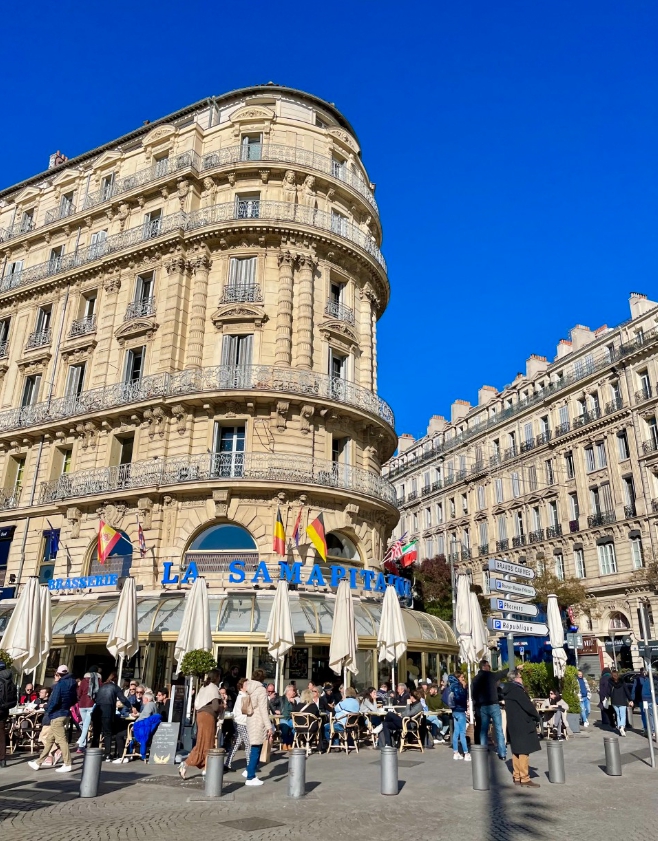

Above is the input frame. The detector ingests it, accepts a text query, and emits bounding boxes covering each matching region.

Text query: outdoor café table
[535,705,558,737]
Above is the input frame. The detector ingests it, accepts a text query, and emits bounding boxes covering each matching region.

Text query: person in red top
[20,683,37,704]
[76,666,102,752]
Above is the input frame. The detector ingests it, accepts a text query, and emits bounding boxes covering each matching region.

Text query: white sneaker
[453,752,462,760]
[245,777,264,786]
[242,770,248,778]
[112,758,128,764]
[55,765,73,773]
[433,739,441,745]
[28,760,41,771]
[619,727,626,736]
[464,754,472,762]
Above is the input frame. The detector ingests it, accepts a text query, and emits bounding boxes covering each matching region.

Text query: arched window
[608,612,630,630]
[87,530,132,578]
[186,523,258,575]
[326,531,360,563]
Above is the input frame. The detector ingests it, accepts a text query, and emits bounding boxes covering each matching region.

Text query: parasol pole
[117,656,124,686]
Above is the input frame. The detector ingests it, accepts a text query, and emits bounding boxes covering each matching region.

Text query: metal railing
[478,543,489,556]
[512,535,526,548]
[219,284,263,304]
[535,431,551,446]
[26,328,52,349]
[69,315,97,337]
[642,438,658,455]
[635,385,653,403]
[605,396,624,414]
[0,363,395,435]
[461,547,472,560]
[495,539,509,551]
[407,491,417,501]
[546,524,562,538]
[0,341,7,358]
[39,452,396,506]
[528,529,544,544]
[124,298,156,321]
[325,299,355,324]
[587,511,616,528]
[44,203,76,225]
[624,504,636,518]
[0,490,19,511]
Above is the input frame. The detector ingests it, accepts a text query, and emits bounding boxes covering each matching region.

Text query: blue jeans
[613,705,627,728]
[246,743,261,780]
[427,714,449,737]
[280,719,294,745]
[452,711,468,754]
[77,707,94,748]
[579,697,590,724]
[323,721,344,744]
[479,703,506,758]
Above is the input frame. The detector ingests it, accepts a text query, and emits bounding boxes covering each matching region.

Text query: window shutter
[221,335,238,367]
[600,483,613,513]
[237,334,253,369]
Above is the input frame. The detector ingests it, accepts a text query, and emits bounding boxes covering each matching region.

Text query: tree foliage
[530,563,588,610]
[0,649,14,670]
[414,555,490,623]
[179,649,217,678]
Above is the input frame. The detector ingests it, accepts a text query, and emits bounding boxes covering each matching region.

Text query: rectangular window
[437,533,445,556]
[436,502,444,524]
[135,272,154,303]
[5,456,25,499]
[512,472,521,498]
[21,374,41,407]
[569,492,579,520]
[617,431,630,461]
[60,191,74,216]
[523,422,533,444]
[153,155,169,178]
[574,549,586,578]
[479,520,488,548]
[528,464,538,491]
[549,501,558,527]
[124,347,145,383]
[600,482,614,513]
[497,514,507,541]
[234,193,260,219]
[88,229,107,260]
[413,513,419,533]
[65,363,86,397]
[463,527,471,550]
[0,317,11,350]
[221,334,253,372]
[240,134,262,161]
[82,292,97,320]
[559,405,569,426]
[565,451,575,479]
[532,506,541,531]
[514,511,524,537]
[228,256,257,296]
[331,155,346,179]
[554,553,565,581]
[212,424,246,477]
[35,307,52,334]
[595,441,607,469]
[20,208,34,232]
[597,543,617,575]
[143,208,162,237]
[494,478,504,503]
[424,537,434,559]
[585,446,596,473]
[423,472,430,491]
[545,459,555,485]
[425,508,432,528]
[631,537,644,570]
[540,415,549,434]
[648,417,658,449]
[100,172,116,201]
[449,498,456,519]
[331,210,348,236]
[477,485,485,510]
[49,245,65,273]
[461,493,468,514]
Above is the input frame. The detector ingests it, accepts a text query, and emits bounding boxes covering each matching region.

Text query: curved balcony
[0,364,395,436]
[0,144,378,246]
[39,452,396,507]
[0,201,385,298]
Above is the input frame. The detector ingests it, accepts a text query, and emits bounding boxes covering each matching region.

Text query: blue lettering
[251,562,272,584]
[374,572,387,593]
[360,570,375,591]
[162,561,179,585]
[330,565,346,588]
[228,560,245,583]
[349,568,358,589]
[109,575,119,586]
[181,561,199,585]
[279,562,302,584]
[307,565,326,587]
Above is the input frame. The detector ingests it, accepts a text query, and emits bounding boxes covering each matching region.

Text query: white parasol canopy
[456,574,477,665]
[266,580,295,693]
[547,594,568,679]
[0,577,42,673]
[469,589,489,662]
[174,576,212,664]
[329,579,359,677]
[107,577,139,681]
[377,584,408,690]
[39,585,52,669]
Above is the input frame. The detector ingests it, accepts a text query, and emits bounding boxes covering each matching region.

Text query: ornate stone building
[384,293,658,673]
[0,85,457,687]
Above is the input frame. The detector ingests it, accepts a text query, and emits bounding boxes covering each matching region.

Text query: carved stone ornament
[143,406,166,439]
[320,319,359,352]
[142,124,177,150]
[211,303,267,331]
[137,496,154,529]
[345,502,360,524]
[300,404,315,434]
[61,342,97,363]
[96,502,127,527]
[0,361,10,382]
[171,404,188,435]
[103,274,122,294]
[283,171,298,203]
[229,105,275,139]
[17,354,51,373]
[66,507,82,539]
[212,488,231,518]
[271,401,289,432]
[75,420,98,449]
[328,127,360,154]
[114,317,159,346]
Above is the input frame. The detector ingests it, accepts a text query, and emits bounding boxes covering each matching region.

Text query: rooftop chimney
[398,433,415,454]
[570,324,595,351]
[427,415,447,436]
[526,354,548,379]
[555,339,572,360]
[451,399,471,423]
[48,151,68,170]
[630,292,657,319]
[478,385,497,406]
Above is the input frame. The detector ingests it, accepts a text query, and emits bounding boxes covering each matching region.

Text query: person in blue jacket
[448,672,471,761]
[28,665,78,773]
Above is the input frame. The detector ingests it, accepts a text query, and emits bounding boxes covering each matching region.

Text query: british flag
[383,533,406,565]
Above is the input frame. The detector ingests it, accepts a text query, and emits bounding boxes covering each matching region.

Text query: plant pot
[567,712,580,734]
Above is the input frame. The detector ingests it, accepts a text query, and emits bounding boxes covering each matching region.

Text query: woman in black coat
[501,671,541,787]
[599,669,616,729]
[606,671,633,736]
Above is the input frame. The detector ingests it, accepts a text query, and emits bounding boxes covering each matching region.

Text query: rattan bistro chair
[291,712,320,755]
[399,712,425,754]
[325,713,361,755]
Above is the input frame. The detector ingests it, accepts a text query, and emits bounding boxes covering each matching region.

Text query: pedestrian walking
[76,666,101,752]
[577,670,591,727]
[0,661,17,768]
[599,668,615,729]
[606,670,633,736]
[243,669,274,786]
[179,670,222,778]
[447,672,471,761]
[28,665,78,774]
[89,672,131,761]
[472,659,508,760]
[224,677,250,772]
[501,669,541,787]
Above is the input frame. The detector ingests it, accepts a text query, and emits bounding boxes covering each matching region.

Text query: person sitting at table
[319,683,339,714]
[156,689,170,720]
[292,689,320,747]
[311,686,321,709]
[381,689,426,747]
[542,690,572,740]
[20,683,37,704]
[376,682,394,704]
[360,687,384,736]
[394,683,411,705]
[279,685,298,750]
[266,684,282,715]
[426,683,450,743]
[323,687,360,746]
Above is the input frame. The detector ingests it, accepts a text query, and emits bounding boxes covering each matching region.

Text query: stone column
[158,253,190,372]
[185,250,212,369]
[91,270,122,388]
[275,251,295,367]
[364,284,379,392]
[359,285,374,390]
[296,254,316,370]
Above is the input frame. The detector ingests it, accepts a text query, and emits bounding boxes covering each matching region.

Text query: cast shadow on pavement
[487,753,552,841]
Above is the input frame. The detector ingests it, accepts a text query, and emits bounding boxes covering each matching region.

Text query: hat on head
[56,665,69,675]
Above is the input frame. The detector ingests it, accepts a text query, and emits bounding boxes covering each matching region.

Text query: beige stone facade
[384,293,658,671]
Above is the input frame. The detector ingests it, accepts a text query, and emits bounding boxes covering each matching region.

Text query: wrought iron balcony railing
[421,485,431,496]
[39,452,396,506]
[535,431,551,446]
[636,385,653,403]
[573,407,601,429]
[528,529,544,544]
[587,511,616,528]
[26,328,52,350]
[652,499,658,513]
[605,396,624,414]
[503,445,518,461]
[407,491,417,502]
[0,341,8,358]
[44,203,76,225]
[124,298,156,321]
[220,284,263,304]
[520,440,535,453]
[512,535,526,548]
[554,421,571,437]
[546,524,562,538]
[642,438,658,455]
[478,543,489,556]
[461,547,472,560]
[324,300,355,324]
[624,503,637,518]
[69,315,97,337]
[495,539,509,551]
[0,490,19,511]
[470,460,485,475]
[0,364,395,435]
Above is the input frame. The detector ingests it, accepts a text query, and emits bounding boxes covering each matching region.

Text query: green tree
[179,649,217,678]
[0,649,14,670]
[415,555,453,621]
[530,563,587,610]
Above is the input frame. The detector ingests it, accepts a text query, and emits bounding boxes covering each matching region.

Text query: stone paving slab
[1,719,657,840]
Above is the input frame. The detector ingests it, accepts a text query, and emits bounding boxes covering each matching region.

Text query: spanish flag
[98,520,121,564]
[306,512,327,562]
[273,507,286,556]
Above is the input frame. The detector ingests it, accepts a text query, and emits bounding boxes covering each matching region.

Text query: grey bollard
[204,749,225,798]
[470,745,490,791]
[380,746,398,796]
[604,736,622,776]
[79,748,103,798]
[546,740,565,784]
[288,748,307,798]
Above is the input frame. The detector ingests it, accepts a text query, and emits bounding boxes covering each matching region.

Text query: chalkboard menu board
[289,648,309,680]
[148,723,178,765]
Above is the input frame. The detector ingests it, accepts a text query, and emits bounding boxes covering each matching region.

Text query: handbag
[602,697,610,709]
[260,738,272,764]
[241,693,254,716]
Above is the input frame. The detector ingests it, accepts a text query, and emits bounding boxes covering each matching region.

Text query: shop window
[326,532,360,562]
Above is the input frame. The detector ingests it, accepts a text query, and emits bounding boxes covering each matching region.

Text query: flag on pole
[384,534,406,563]
[98,520,121,565]
[306,513,327,562]
[400,541,418,568]
[137,515,147,558]
[292,508,303,547]
[273,507,286,556]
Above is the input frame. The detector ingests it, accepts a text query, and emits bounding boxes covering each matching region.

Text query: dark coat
[0,668,17,720]
[46,674,78,720]
[501,681,541,756]
[608,678,632,706]
[472,669,508,707]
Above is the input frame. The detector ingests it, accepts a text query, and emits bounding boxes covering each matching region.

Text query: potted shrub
[562,666,581,733]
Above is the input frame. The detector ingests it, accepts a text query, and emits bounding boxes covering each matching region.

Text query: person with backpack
[178,670,222,778]
[0,660,18,768]
[28,665,78,773]
[447,672,471,761]
[76,667,101,752]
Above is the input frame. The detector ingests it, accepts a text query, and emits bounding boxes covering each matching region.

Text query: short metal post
[288,748,307,798]
[546,740,565,784]
[470,744,490,791]
[204,749,225,798]
[604,736,622,776]
[380,745,398,796]
[79,748,103,798]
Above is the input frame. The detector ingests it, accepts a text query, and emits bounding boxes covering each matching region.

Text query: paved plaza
[1,716,657,841]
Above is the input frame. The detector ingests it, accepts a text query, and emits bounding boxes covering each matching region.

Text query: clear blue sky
[3,2,657,440]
